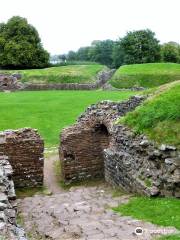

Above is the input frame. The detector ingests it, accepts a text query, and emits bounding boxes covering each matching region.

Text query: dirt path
[44,152,63,194]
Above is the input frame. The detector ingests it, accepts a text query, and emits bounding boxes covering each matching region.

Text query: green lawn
[0,64,105,84]
[110,63,180,88]
[113,197,180,239]
[158,235,180,240]
[119,81,180,147]
[0,90,134,147]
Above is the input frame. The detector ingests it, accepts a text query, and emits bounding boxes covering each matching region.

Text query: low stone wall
[0,128,44,188]
[0,155,27,239]
[60,96,180,197]
[23,69,116,91]
[24,82,97,91]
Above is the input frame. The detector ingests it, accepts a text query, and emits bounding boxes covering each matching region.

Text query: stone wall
[0,128,44,188]
[23,69,115,91]
[0,155,27,239]
[0,74,23,91]
[105,125,180,197]
[60,96,180,197]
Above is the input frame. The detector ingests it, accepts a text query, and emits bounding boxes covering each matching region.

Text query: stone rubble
[0,155,27,240]
[0,74,23,91]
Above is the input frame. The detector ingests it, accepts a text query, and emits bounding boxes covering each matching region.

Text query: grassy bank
[0,64,105,84]
[0,90,134,147]
[110,63,180,88]
[119,81,180,147]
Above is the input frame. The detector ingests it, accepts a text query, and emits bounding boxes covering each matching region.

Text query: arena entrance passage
[60,123,110,184]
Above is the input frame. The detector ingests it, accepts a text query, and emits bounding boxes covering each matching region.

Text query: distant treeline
[53,29,180,68]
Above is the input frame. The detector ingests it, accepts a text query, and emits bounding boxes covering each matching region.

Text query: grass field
[0,90,134,147]
[113,197,180,239]
[0,64,105,84]
[119,81,180,147]
[110,63,180,88]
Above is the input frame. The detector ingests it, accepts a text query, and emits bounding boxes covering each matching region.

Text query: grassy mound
[0,64,105,84]
[110,63,180,88]
[119,81,180,147]
[0,90,134,147]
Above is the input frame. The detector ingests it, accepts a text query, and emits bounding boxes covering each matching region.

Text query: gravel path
[17,154,177,240]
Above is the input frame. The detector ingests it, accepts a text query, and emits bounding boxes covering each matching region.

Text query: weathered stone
[149,186,160,196]
[0,128,43,239]
[0,74,24,91]
[12,73,22,80]
[0,128,44,188]
[0,193,8,203]
[159,144,176,151]
[60,96,180,198]
[140,140,149,147]
[0,202,7,210]
[0,211,6,221]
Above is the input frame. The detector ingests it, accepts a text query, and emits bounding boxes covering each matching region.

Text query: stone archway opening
[60,122,110,184]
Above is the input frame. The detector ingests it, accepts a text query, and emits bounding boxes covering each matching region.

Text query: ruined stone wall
[60,96,145,183]
[23,69,116,91]
[104,125,180,198]
[60,96,180,197]
[0,128,44,188]
[60,125,109,182]
[0,155,27,239]
[0,74,23,91]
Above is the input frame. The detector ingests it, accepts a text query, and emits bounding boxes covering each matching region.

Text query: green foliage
[0,64,105,83]
[16,187,48,198]
[144,178,152,187]
[112,29,161,68]
[110,63,180,88]
[161,42,180,63]
[90,40,114,67]
[0,16,49,69]
[0,90,134,147]
[157,235,180,240]
[66,40,115,67]
[113,197,180,229]
[120,82,180,147]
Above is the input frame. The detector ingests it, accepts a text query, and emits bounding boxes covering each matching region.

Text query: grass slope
[113,197,180,236]
[0,90,134,147]
[0,64,105,84]
[110,63,180,88]
[120,81,180,147]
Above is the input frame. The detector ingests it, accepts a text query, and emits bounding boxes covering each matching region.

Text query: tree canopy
[0,16,49,69]
[113,29,161,68]
[161,42,180,63]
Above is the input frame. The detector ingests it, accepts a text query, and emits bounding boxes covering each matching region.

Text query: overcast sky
[1,0,180,55]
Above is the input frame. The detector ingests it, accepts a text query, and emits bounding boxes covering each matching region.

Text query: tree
[112,41,125,68]
[0,16,49,69]
[161,42,180,63]
[76,47,91,61]
[67,51,77,61]
[90,40,114,67]
[113,29,161,67]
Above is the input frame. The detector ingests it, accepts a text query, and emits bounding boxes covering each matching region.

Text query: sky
[1,0,180,55]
